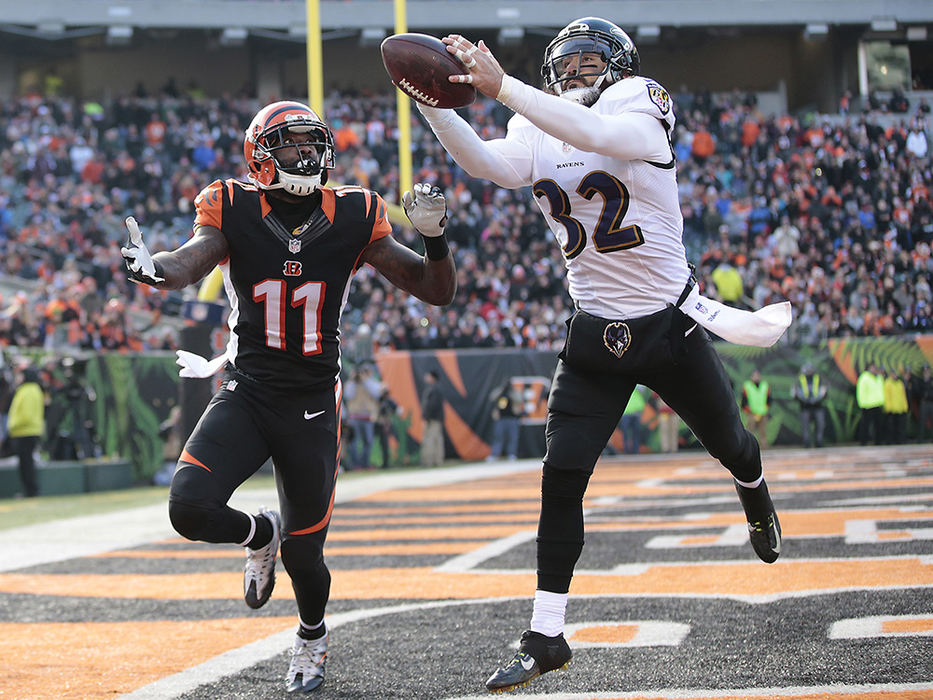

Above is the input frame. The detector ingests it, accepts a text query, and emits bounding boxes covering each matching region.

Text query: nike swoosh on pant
[304,410,326,420]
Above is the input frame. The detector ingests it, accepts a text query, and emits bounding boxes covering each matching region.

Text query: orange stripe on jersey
[179,448,211,472]
[194,179,225,230]
[363,189,372,216]
[319,187,336,223]
[369,193,391,244]
[259,192,272,219]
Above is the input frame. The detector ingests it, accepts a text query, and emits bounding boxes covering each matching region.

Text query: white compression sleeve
[530,589,569,637]
[495,74,670,162]
[416,103,533,188]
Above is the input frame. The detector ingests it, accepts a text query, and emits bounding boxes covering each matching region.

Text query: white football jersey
[506,77,691,319]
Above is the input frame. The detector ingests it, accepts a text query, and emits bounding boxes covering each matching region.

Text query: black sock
[298,621,326,641]
[245,514,273,550]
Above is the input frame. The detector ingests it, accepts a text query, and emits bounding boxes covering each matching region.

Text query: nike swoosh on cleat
[304,410,325,420]
[520,656,535,671]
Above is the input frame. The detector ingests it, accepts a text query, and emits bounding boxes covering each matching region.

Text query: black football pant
[13,435,39,497]
[168,371,341,626]
[538,326,761,593]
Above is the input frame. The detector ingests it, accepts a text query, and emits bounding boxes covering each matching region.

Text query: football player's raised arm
[495,75,669,162]
[416,104,532,188]
[152,224,229,291]
[361,235,456,307]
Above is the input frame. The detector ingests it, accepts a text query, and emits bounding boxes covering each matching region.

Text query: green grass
[0,474,273,531]
[0,485,171,530]
[0,463,458,531]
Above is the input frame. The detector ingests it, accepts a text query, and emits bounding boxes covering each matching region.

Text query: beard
[559,86,601,107]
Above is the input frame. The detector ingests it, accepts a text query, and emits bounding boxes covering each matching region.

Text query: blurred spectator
[883,368,909,444]
[741,369,771,449]
[154,404,183,485]
[7,365,44,497]
[889,89,910,114]
[486,379,522,461]
[914,365,933,440]
[856,363,885,445]
[620,385,647,455]
[711,261,743,304]
[691,122,715,164]
[374,388,401,469]
[343,365,381,470]
[771,215,801,260]
[652,392,680,453]
[420,370,444,467]
[0,362,11,451]
[792,362,827,448]
[906,123,928,159]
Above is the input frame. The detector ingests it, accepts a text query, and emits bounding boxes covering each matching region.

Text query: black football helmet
[541,17,640,96]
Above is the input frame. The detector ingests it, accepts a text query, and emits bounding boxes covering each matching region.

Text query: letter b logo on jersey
[283,260,303,277]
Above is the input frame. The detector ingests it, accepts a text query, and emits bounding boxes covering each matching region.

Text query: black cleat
[735,479,782,563]
[485,630,572,693]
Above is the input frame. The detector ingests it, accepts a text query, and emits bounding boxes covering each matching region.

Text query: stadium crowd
[0,82,931,360]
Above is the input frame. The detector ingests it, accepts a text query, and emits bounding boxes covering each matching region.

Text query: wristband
[495,75,513,105]
[421,233,450,261]
[153,259,165,282]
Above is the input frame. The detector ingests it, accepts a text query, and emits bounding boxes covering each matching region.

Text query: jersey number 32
[534,170,645,260]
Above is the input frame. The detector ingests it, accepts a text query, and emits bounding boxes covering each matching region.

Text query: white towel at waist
[678,285,792,347]
[175,349,229,379]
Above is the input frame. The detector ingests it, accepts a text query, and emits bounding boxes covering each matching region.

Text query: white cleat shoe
[243,508,280,609]
[286,630,328,693]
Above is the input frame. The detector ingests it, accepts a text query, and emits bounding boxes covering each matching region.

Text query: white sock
[529,590,568,637]
[237,513,257,547]
[735,473,763,489]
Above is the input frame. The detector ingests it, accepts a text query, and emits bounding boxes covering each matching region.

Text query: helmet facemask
[246,117,335,196]
[542,18,639,104]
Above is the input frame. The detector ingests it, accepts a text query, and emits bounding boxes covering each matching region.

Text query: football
[380,33,477,109]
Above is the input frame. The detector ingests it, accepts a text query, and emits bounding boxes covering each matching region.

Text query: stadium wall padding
[374,334,933,463]
[35,333,933,482]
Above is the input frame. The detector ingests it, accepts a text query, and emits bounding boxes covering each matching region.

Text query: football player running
[413,17,788,692]
[121,100,455,694]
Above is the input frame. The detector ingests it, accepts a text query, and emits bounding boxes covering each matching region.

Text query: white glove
[175,350,229,379]
[121,216,165,285]
[402,183,448,237]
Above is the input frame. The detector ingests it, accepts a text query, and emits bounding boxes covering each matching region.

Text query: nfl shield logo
[289,238,301,254]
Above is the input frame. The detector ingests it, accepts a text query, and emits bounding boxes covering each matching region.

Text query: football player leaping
[121,101,455,694]
[414,17,787,693]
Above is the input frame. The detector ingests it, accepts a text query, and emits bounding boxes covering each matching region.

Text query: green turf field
[0,464,447,530]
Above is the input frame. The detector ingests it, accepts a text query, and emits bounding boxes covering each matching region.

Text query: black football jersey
[194,179,391,392]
